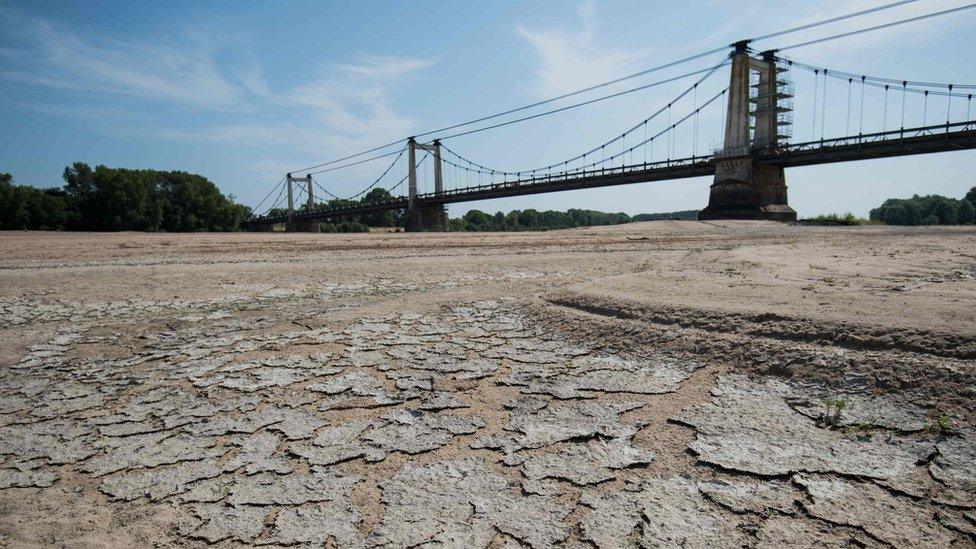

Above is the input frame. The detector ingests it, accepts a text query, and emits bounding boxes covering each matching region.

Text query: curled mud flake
[385,370,434,391]
[27,388,111,420]
[698,478,799,515]
[265,503,363,546]
[308,371,407,411]
[473,400,641,465]
[484,341,586,366]
[225,431,292,475]
[0,459,59,489]
[184,503,268,544]
[506,355,699,399]
[674,375,933,485]
[83,432,226,477]
[935,508,976,537]
[345,349,387,368]
[264,407,328,441]
[521,429,654,486]
[508,400,643,449]
[98,459,226,501]
[217,366,312,392]
[183,404,298,437]
[0,420,96,465]
[755,516,867,548]
[929,429,976,507]
[796,474,961,547]
[290,420,377,466]
[361,409,485,460]
[419,391,470,411]
[226,468,358,506]
[580,476,748,549]
[367,457,572,548]
[174,476,234,504]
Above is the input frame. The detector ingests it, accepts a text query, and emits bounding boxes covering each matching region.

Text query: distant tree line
[0,164,249,231]
[448,208,698,232]
[869,186,976,226]
[263,193,695,232]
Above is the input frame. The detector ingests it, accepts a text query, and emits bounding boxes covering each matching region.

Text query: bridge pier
[700,44,796,222]
[405,138,449,232]
[284,174,321,232]
[287,219,321,233]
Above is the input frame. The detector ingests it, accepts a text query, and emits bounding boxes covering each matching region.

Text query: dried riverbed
[1,222,974,547]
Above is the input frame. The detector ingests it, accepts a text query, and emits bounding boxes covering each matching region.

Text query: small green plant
[926,411,954,436]
[822,398,846,426]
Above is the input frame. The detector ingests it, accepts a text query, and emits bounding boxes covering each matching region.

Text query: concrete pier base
[287,219,321,233]
[699,155,796,221]
[405,205,448,232]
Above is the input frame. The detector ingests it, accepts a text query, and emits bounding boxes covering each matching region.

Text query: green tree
[957,199,975,225]
[3,164,248,231]
[965,186,976,208]
[518,209,539,228]
[463,210,491,231]
[360,188,396,227]
[933,198,957,225]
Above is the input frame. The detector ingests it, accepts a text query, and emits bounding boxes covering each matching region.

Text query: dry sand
[1,221,974,547]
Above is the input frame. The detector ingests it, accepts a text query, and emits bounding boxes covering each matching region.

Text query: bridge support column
[405,138,448,232]
[285,173,320,232]
[700,43,796,221]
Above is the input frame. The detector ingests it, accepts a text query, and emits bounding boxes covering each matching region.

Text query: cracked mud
[1,225,975,547]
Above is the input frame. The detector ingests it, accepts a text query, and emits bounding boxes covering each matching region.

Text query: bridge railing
[413,153,716,201]
[251,153,721,224]
[757,120,976,158]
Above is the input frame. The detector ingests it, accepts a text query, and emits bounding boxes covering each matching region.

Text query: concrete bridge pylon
[405,138,448,232]
[285,173,320,232]
[700,43,797,222]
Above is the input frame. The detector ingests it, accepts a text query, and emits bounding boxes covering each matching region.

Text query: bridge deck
[252,121,976,226]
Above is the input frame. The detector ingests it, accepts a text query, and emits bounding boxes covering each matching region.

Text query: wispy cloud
[159,53,431,168]
[516,1,651,98]
[0,6,433,182]
[0,8,242,110]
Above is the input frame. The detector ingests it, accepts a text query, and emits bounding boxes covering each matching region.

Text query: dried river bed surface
[1,222,975,548]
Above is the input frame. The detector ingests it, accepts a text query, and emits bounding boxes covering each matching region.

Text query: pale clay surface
[1,223,975,547]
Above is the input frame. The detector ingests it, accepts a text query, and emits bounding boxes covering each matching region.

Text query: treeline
[0,164,249,231]
[453,208,627,232]
[448,208,697,232]
[869,186,976,226]
[630,210,699,222]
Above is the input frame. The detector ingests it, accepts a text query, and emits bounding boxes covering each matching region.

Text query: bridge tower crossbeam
[700,42,797,221]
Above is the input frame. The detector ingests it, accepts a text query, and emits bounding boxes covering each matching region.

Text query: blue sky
[1,0,974,218]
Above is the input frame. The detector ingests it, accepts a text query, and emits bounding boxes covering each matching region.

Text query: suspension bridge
[246,2,976,232]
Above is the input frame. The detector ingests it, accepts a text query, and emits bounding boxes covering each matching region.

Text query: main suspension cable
[286,0,929,175]
[435,56,730,173]
[774,3,976,52]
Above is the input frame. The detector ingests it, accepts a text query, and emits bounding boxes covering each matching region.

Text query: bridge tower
[700,43,797,221]
[405,138,448,232]
[286,173,320,233]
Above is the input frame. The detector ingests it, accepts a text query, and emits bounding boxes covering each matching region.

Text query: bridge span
[248,37,976,232]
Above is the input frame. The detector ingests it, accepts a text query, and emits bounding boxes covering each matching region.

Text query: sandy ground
[0,221,974,548]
